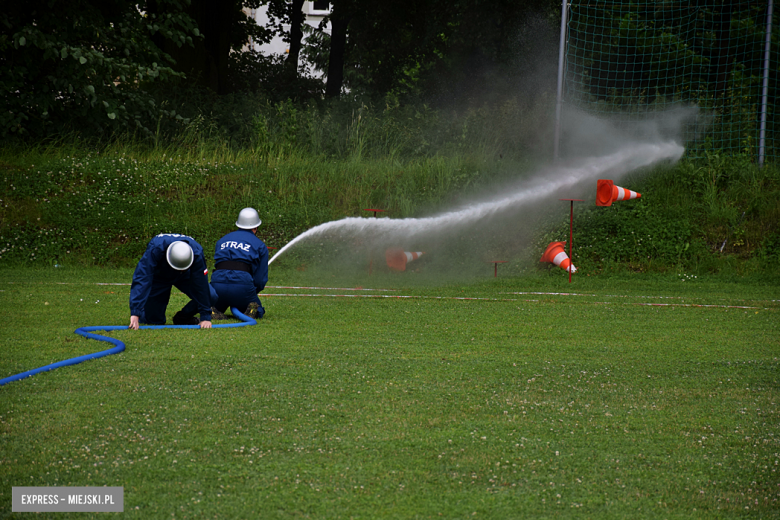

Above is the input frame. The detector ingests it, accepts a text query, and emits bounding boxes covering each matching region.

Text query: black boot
[245,302,261,320]
[173,311,199,325]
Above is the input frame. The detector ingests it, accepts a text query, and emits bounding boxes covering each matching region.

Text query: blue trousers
[145,281,218,324]
[211,282,264,319]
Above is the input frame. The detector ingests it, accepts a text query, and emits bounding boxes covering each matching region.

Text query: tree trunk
[149,0,234,94]
[285,0,306,76]
[325,11,351,98]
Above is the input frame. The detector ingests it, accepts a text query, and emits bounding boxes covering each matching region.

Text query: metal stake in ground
[490,261,508,278]
[363,208,387,218]
[559,199,584,283]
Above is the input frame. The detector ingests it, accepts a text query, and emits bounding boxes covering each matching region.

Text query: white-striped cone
[386,248,425,271]
[596,179,641,206]
[540,241,577,273]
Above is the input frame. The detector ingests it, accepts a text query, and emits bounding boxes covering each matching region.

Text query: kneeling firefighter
[210,208,269,320]
[129,234,218,329]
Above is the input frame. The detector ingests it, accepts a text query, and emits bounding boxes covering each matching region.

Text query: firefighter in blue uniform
[210,208,269,320]
[128,234,216,329]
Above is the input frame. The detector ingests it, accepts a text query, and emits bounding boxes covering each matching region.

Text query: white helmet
[166,241,194,270]
[236,207,262,229]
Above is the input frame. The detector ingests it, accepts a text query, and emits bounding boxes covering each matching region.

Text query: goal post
[558,0,777,163]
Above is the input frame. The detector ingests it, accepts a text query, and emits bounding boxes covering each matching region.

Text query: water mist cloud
[270,135,685,267]
[559,106,699,159]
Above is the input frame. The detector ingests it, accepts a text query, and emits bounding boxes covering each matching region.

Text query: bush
[0,0,198,139]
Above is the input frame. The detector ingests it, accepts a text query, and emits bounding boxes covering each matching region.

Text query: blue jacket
[211,229,269,293]
[129,234,212,319]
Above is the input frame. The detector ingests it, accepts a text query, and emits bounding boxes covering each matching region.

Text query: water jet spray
[269,141,684,268]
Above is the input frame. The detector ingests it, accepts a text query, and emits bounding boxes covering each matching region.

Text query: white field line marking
[266,286,398,291]
[264,293,766,309]
[38,283,398,291]
[3,282,772,308]
[4,282,395,291]
[630,302,761,309]
[503,291,772,304]
[0,282,133,285]
[264,293,516,301]
[505,291,595,296]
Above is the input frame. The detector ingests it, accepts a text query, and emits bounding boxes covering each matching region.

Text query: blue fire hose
[0,307,256,386]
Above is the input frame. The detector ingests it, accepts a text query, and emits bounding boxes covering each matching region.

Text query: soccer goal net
[562,1,777,162]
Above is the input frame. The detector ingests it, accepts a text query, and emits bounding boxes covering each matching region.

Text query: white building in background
[244,1,331,75]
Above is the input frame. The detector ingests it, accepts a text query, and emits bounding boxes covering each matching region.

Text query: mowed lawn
[0,267,778,519]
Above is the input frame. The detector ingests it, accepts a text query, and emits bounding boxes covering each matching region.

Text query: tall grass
[0,139,528,267]
[1,97,778,273]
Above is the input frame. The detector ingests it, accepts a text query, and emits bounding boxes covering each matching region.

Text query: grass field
[1,266,778,519]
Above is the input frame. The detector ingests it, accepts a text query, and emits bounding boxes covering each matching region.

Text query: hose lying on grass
[0,307,256,386]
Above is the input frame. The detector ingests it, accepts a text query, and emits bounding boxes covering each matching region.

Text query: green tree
[0,0,200,138]
[302,0,558,103]
[265,0,306,77]
[149,0,271,95]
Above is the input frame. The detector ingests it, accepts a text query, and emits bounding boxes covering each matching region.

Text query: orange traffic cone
[596,179,641,207]
[386,248,425,271]
[540,241,577,273]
